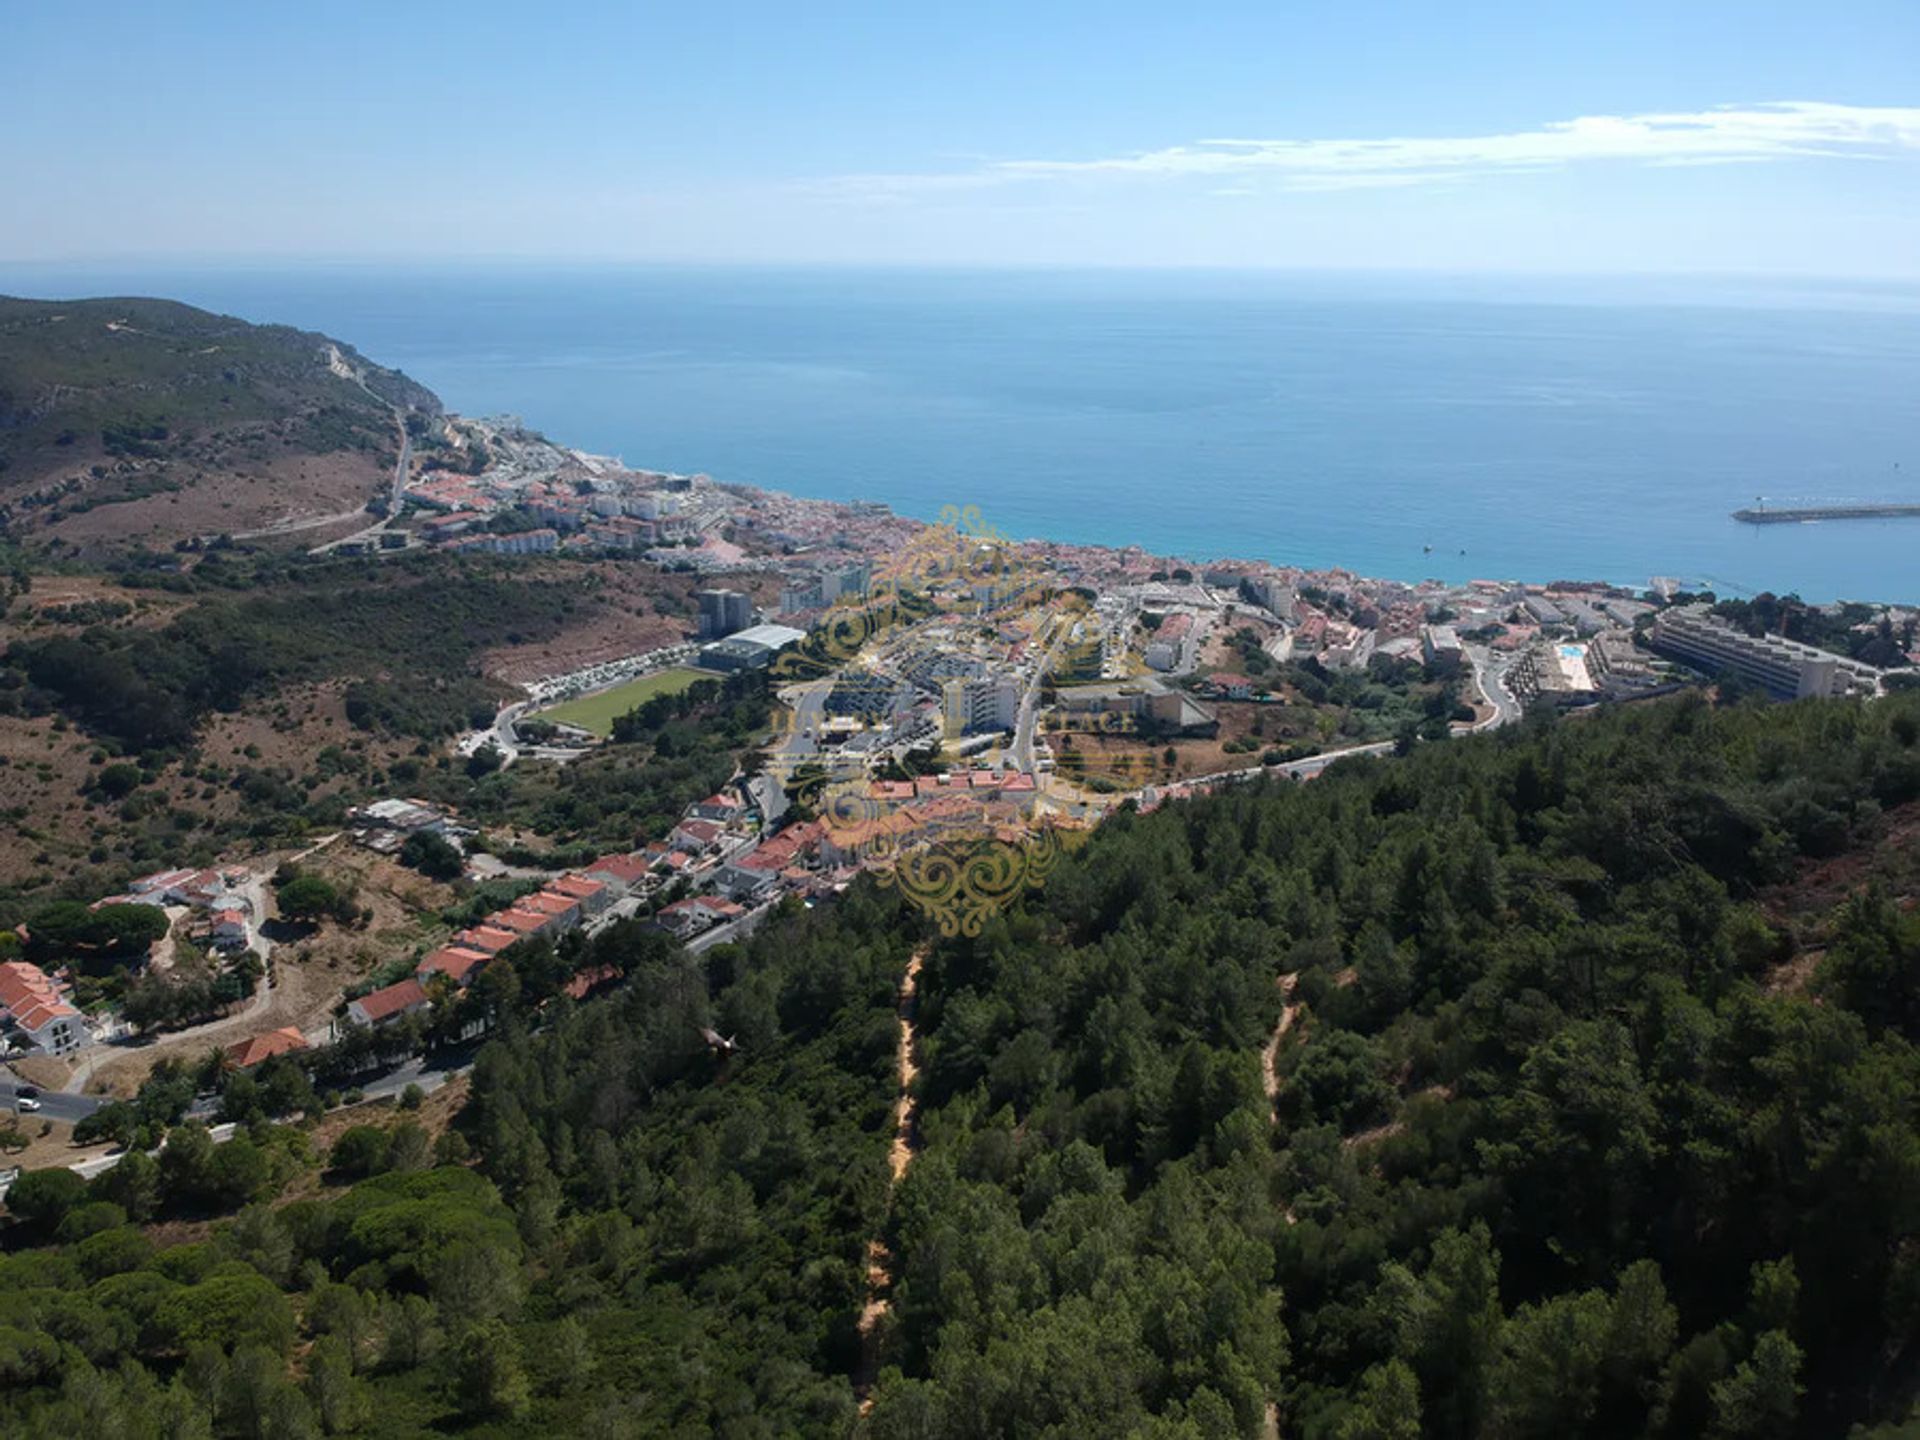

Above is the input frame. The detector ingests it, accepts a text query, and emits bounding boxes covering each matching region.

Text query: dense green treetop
[1,692,1917,1436]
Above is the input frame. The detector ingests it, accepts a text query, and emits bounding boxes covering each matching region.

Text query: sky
[4,1,1919,275]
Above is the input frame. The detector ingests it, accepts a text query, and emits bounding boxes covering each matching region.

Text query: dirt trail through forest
[856,947,926,1412]
[1261,972,1302,1120]
[1262,973,1304,1437]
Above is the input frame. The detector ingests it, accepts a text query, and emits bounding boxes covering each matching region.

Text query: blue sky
[5,1,1918,274]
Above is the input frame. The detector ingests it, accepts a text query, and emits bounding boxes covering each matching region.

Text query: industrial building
[698,623,808,672]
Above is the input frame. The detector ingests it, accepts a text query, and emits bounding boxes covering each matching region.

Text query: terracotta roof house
[584,854,651,894]
[524,892,582,928]
[225,1027,309,1069]
[654,899,707,938]
[417,946,493,988]
[563,964,620,1001]
[670,818,726,852]
[688,791,744,823]
[0,960,87,1056]
[495,907,555,939]
[347,978,430,1028]
[210,908,249,950]
[549,875,611,915]
[458,925,521,955]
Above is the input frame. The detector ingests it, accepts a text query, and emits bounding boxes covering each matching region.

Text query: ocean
[5,263,1919,602]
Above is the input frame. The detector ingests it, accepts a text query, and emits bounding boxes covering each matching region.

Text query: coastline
[7,264,1918,605]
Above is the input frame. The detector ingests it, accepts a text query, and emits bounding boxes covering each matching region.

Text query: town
[5,428,1917,1189]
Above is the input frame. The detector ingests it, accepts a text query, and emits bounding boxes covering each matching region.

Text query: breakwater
[1733,503,1920,525]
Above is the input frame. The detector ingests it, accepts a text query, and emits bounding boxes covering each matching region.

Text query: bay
[5,263,1917,601]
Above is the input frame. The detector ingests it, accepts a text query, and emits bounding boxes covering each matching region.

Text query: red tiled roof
[225,1027,308,1068]
[0,960,79,1030]
[550,876,606,902]
[352,978,427,1022]
[563,964,619,1000]
[419,946,492,985]
[459,925,520,954]
[586,854,651,885]
[495,908,551,935]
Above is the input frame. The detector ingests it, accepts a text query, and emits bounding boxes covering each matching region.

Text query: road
[1012,620,1067,774]
[226,350,415,548]
[687,900,777,953]
[0,1081,106,1125]
[51,834,341,1104]
[307,378,415,555]
[1463,643,1525,729]
[769,679,833,780]
[227,505,376,542]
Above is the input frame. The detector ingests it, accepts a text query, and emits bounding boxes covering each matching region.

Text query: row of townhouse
[444,528,560,557]
[0,960,88,1056]
[348,871,620,1027]
[346,782,782,1029]
[403,475,498,513]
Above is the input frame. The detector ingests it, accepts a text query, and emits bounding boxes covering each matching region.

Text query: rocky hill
[0,296,441,550]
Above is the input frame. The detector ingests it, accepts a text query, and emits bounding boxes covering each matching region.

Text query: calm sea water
[5,264,1918,602]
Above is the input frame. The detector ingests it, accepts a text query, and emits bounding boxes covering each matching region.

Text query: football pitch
[535,667,712,736]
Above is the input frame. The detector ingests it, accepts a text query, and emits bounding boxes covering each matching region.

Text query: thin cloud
[815,101,1920,199]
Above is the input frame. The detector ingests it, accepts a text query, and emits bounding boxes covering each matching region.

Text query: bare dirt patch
[1760,800,1920,925]
[1,1115,117,1173]
[1765,949,1824,996]
[310,1073,469,1154]
[82,845,445,1099]
[12,575,189,630]
[0,713,108,883]
[477,561,709,683]
[44,449,389,550]
[1050,697,1329,789]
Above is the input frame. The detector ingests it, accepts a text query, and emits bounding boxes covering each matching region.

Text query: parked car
[14,1086,39,1100]
[15,1097,41,1113]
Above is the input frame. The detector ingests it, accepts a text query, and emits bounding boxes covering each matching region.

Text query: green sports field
[535,666,712,737]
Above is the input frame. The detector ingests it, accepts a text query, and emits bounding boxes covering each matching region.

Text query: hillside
[0,296,441,548]
[2,693,1918,1436]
